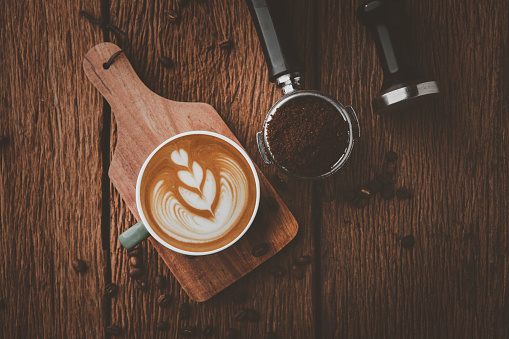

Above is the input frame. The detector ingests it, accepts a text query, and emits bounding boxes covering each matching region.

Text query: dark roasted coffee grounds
[267,96,350,177]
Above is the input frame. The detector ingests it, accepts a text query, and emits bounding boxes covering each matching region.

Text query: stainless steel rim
[261,90,357,180]
[372,81,439,114]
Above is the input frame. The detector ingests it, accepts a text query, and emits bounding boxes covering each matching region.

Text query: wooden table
[1,0,507,337]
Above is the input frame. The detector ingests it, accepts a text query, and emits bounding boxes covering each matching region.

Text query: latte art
[139,134,258,253]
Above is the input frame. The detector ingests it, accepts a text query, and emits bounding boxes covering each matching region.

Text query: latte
[138,133,259,253]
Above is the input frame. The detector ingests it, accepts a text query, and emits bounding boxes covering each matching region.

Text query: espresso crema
[139,134,258,253]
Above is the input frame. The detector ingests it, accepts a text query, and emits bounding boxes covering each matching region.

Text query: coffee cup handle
[119,221,150,250]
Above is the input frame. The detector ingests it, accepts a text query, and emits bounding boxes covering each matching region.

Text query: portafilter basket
[245,0,360,180]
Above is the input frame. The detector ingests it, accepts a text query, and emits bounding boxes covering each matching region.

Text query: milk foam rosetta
[140,134,257,252]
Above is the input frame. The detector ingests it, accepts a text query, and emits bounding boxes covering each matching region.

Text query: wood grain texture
[107,0,316,337]
[0,0,106,337]
[3,0,508,337]
[317,0,509,338]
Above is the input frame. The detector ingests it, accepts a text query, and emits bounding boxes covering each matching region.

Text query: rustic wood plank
[108,0,316,337]
[0,0,106,337]
[317,0,509,338]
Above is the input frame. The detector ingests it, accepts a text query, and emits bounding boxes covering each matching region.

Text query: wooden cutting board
[83,43,298,302]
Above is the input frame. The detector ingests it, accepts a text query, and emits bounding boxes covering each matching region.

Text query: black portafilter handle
[357,0,439,114]
[245,0,304,92]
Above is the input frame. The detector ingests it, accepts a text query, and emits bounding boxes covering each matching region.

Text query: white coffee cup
[119,131,260,256]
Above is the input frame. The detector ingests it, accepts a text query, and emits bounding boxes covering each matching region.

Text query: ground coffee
[267,96,350,177]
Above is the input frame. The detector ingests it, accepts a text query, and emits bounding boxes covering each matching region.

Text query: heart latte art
[139,134,258,253]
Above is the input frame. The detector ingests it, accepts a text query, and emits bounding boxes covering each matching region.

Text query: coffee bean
[251,243,269,257]
[166,10,180,23]
[130,256,142,268]
[177,0,189,7]
[290,264,304,280]
[157,321,169,331]
[269,265,286,278]
[226,328,239,339]
[264,332,279,339]
[105,325,122,335]
[105,283,118,297]
[232,290,247,303]
[179,326,197,337]
[273,173,288,191]
[127,246,142,257]
[72,259,87,273]
[384,161,397,176]
[381,186,395,200]
[266,196,280,212]
[296,255,312,266]
[203,325,213,336]
[218,39,234,50]
[0,298,5,310]
[247,309,260,322]
[179,302,191,320]
[135,280,149,291]
[129,267,143,279]
[155,275,166,289]
[0,136,9,146]
[159,56,174,69]
[385,151,398,162]
[157,294,172,307]
[396,187,413,200]
[401,235,415,249]
[234,309,248,321]
[366,177,384,194]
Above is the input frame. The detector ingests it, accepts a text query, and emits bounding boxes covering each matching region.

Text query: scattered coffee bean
[234,309,248,321]
[396,187,413,200]
[105,283,118,297]
[385,151,398,162]
[129,267,144,279]
[366,177,384,194]
[157,321,169,331]
[264,332,279,339]
[179,302,191,320]
[105,325,122,335]
[269,265,286,278]
[179,326,197,337]
[127,246,142,257]
[296,255,312,266]
[130,256,142,268]
[273,173,288,191]
[166,10,180,23]
[251,243,269,257]
[359,189,371,197]
[0,136,9,146]
[226,328,239,339]
[401,235,415,249]
[381,186,395,200]
[157,294,172,307]
[247,309,260,322]
[72,259,87,273]
[203,325,213,336]
[0,298,5,310]
[266,196,280,212]
[218,39,234,50]
[177,0,189,7]
[155,275,166,289]
[290,264,304,279]
[159,56,174,69]
[384,161,397,176]
[232,290,247,303]
[135,280,149,291]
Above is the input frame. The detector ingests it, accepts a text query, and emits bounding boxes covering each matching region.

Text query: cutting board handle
[83,43,155,124]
